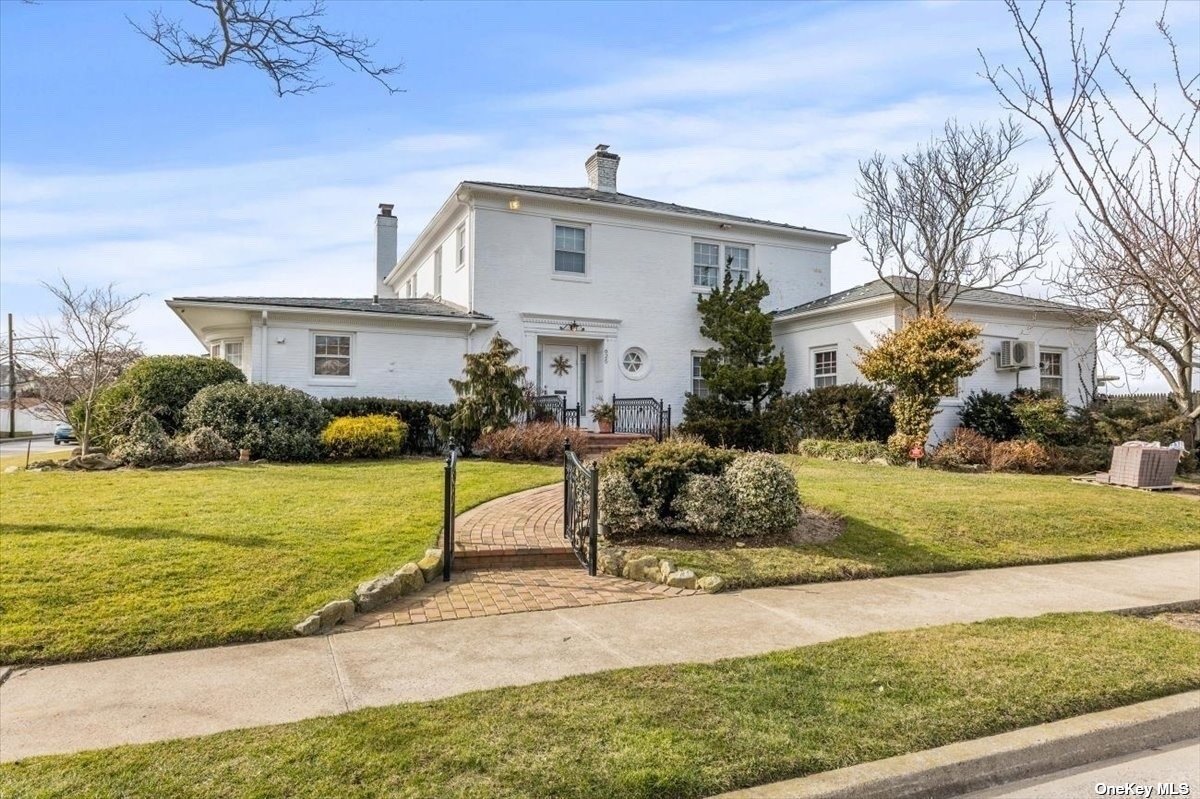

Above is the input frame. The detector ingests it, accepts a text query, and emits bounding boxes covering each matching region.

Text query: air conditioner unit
[996,340,1037,370]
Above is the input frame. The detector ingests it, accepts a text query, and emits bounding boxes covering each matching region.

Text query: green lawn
[3,613,1197,799]
[0,459,558,665]
[630,457,1200,589]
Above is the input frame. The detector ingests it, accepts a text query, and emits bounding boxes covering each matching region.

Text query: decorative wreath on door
[551,354,572,376]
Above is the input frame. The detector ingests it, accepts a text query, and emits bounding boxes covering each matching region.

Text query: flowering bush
[476,423,590,462]
[990,439,1052,472]
[671,474,734,536]
[931,427,994,469]
[321,415,408,460]
[724,453,802,536]
[177,426,238,462]
[109,412,174,467]
[598,470,648,534]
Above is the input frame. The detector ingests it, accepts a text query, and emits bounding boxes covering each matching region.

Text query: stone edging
[293,548,444,635]
[596,546,726,593]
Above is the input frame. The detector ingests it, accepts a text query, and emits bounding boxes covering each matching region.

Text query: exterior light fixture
[508,196,521,211]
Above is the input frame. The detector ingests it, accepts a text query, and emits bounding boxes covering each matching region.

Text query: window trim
[455,224,467,271]
[1039,348,1065,395]
[812,346,838,388]
[310,331,355,383]
[210,339,244,369]
[551,221,590,281]
[691,352,710,398]
[621,346,650,380]
[433,248,443,298]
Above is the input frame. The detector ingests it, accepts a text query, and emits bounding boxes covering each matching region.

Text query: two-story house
[169,145,1097,440]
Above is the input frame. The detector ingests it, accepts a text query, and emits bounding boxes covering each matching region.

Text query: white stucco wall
[775,305,900,394]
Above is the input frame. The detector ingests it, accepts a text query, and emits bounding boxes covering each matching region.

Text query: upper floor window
[404,278,414,298]
[813,348,837,388]
[433,249,443,297]
[691,353,709,398]
[314,333,351,377]
[1040,349,1064,395]
[726,246,750,284]
[554,225,586,274]
[456,224,467,270]
[694,241,751,288]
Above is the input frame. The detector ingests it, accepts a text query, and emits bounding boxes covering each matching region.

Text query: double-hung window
[694,241,751,288]
[1039,349,1064,395]
[813,348,838,388]
[456,224,466,270]
[693,242,721,288]
[554,225,586,274]
[210,340,242,368]
[433,249,443,297]
[691,353,709,398]
[726,246,750,284]
[313,334,352,378]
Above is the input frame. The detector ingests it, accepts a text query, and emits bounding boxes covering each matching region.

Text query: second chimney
[585,144,619,193]
[375,203,398,298]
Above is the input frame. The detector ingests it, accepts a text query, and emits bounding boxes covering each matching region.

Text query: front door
[541,344,579,410]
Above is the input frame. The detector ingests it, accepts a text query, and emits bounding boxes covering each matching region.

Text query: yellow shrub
[321,415,408,460]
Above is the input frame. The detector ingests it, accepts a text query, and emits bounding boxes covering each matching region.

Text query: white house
[168,145,1097,439]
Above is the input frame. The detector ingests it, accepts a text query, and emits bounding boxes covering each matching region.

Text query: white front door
[540,344,579,408]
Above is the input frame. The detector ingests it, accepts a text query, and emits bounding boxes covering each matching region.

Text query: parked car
[53,423,77,445]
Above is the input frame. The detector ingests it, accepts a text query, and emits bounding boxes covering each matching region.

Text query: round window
[621,347,649,379]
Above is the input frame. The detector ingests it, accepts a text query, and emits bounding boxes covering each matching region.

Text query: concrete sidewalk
[2,551,1197,762]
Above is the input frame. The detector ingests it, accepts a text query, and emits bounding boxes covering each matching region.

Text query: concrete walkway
[2,550,1197,762]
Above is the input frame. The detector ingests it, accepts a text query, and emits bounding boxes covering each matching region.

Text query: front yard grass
[630,456,1200,589]
[0,459,558,665]
[3,612,1197,798]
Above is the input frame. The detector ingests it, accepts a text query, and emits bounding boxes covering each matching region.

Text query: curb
[711,690,1200,799]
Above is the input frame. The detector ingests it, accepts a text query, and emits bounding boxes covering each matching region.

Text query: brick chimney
[375,203,398,298]
[585,144,619,193]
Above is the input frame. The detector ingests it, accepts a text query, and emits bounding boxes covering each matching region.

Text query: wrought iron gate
[611,395,671,441]
[531,394,581,428]
[562,439,598,576]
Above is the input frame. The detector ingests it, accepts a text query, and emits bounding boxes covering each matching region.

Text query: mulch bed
[605,508,846,551]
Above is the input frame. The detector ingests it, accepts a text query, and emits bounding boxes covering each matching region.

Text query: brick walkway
[341,567,693,631]
[340,482,696,631]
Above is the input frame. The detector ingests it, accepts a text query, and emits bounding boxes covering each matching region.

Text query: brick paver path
[341,482,697,631]
[342,567,694,631]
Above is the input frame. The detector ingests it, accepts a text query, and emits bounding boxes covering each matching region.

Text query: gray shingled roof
[467,181,851,240]
[773,278,1086,317]
[172,296,491,320]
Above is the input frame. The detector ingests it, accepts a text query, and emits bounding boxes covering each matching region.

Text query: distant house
[0,398,59,436]
[168,145,1097,441]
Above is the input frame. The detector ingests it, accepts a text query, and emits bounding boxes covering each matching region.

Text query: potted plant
[590,402,616,434]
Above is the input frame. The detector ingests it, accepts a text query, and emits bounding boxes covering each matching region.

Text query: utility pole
[7,313,14,439]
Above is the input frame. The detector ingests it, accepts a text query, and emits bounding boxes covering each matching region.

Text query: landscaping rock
[394,562,425,595]
[354,574,402,611]
[658,560,676,583]
[3,466,19,474]
[316,599,355,631]
[666,569,697,590]
[293,614,321,636]
[62,454,120,471]
[417,549,443,583]
[597,548,626,577]
[622,555,659,582]
[697,574,726,593]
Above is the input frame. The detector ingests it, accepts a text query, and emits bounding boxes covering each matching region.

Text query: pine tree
[695,271,786,414]
[448,334,529,441]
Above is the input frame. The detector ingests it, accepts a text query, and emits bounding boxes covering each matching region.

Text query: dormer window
[554,225,587,274]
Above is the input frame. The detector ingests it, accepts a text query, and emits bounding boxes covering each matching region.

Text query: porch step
[453,546,579,571]
[581,432,653,458]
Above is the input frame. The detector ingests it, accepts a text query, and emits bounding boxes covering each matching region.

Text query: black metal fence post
[563,437,572,541]
[587,465,598,576]
[442,440,457,582]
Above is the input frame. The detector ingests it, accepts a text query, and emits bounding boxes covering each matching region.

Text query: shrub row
[599,440,800,538]
[793,438,897,464]
[318,397,453,454]
[321,415,408,460]
[475,423,590,462]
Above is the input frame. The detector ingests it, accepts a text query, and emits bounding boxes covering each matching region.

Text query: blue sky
[1,0,1194,389]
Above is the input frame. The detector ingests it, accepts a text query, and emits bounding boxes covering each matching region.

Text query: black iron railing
[563,439,598,576]
[442,442,459,581]
[611,395,671,441]
[530,394,581,428]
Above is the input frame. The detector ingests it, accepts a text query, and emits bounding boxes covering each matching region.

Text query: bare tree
[852,118,1056,316]
[129,0,403,96]
[982,0,1199,446]
[21,280,144,454]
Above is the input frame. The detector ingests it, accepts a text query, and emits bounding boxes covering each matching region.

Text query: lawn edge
[713,689,1200,799]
